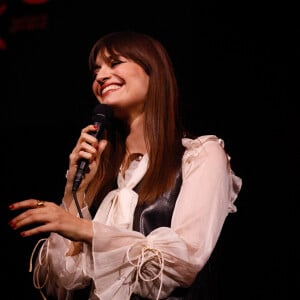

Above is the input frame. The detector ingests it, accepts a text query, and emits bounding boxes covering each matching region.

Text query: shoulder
[181,135,229,165]
[181,135,242,211]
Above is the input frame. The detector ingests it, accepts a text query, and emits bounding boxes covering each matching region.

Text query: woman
[8,31,242,300]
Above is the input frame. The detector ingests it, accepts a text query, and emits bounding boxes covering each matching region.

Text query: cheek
[140,76,149,97]
[132,70,149,94]
[92,81,99,96]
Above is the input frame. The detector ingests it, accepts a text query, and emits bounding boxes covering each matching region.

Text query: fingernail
[8,221,16,229]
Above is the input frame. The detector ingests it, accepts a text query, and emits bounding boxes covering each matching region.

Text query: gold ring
[36,200,45,208]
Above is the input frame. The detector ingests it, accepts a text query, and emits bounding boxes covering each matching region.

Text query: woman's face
[92,52,149,120]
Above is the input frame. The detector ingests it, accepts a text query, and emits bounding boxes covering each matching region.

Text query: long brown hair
[86,31,185,213]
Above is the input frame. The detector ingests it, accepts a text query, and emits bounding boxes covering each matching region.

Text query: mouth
[101,84,122,96]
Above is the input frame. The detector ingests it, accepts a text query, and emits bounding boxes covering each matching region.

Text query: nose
[96,75,109,85]
[95,66,111,84]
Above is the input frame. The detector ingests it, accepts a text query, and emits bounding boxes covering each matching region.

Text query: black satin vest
[132,170,182,236]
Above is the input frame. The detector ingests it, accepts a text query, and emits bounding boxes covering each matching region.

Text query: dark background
[1,1,296,299]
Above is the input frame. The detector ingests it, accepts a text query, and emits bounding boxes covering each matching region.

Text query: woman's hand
[64,124,108,205]
[8,199,93,244]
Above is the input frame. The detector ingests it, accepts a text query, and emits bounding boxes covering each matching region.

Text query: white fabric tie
[96,154,149,229]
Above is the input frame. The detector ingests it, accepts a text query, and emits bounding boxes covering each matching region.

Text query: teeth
[102,84,120,94]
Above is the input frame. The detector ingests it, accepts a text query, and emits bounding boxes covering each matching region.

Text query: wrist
[63,190,87,214]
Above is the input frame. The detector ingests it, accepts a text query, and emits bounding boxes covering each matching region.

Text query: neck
[125,113,147,155]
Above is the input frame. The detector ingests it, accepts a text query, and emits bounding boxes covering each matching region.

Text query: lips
[101,84,121,96]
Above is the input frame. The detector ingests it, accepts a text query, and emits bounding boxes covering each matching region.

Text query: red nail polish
[8,204,14,209]
[9,222,16,229]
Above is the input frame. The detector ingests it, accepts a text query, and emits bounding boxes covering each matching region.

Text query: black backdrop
[1,1,296,299]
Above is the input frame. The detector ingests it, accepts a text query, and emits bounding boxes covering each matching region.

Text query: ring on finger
[36,200,45,208]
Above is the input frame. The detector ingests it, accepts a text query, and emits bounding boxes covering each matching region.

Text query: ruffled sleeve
[181,135,242,213]
[31,206,93,300]
[172,135,242,247]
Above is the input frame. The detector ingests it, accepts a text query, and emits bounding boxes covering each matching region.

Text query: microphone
[72,103,113,192]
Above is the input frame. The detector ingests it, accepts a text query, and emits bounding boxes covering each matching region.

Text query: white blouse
[31,135,242,300]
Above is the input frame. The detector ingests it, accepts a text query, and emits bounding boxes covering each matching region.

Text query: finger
[20,223,51,238]
[79,126,99,146]
[98,139,108,152]
[78,142,98,160]
[9,206,47,230]
[9,199,41,211]
[82,124,97,133]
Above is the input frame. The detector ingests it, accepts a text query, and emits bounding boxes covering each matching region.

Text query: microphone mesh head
[92,104,113,123]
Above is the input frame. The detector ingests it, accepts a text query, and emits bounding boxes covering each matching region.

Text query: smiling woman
[8,31,242,300]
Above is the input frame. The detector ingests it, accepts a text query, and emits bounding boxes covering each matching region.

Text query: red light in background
[0,37,6,50]
[22,0,49,4]
[0,2,7,15]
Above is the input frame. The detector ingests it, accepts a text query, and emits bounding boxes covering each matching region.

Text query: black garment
[132,170,182,236]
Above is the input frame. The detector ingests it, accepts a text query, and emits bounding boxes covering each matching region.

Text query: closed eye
[111,59,123,67]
